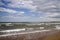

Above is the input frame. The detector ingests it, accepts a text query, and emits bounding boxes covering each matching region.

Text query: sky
[0,0,60,22]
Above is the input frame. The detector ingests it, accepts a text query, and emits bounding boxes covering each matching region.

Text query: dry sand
[43,32,60,40]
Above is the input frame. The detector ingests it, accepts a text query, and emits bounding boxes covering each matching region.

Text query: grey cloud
[32,0,60,18]
[33,0,60,12]
[0,0,60,18]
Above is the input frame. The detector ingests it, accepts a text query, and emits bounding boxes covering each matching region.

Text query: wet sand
[0,29,60,40]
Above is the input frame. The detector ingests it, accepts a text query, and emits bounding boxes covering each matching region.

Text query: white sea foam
[0,29,51,37]
[0,28,25,32]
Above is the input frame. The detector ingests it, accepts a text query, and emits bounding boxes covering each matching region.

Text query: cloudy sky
[0,0,60,22]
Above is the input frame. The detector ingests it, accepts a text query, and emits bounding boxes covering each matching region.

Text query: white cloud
[44,12,60,18]
[45,18,60,21]
[0,7,17,13]
[0,0,60,22]
[1,15,31,19]
[0,7,24,15]
[5,0,37,11]
[1,0,60,13]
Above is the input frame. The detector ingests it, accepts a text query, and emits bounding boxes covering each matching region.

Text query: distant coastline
[0,21,60,23]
